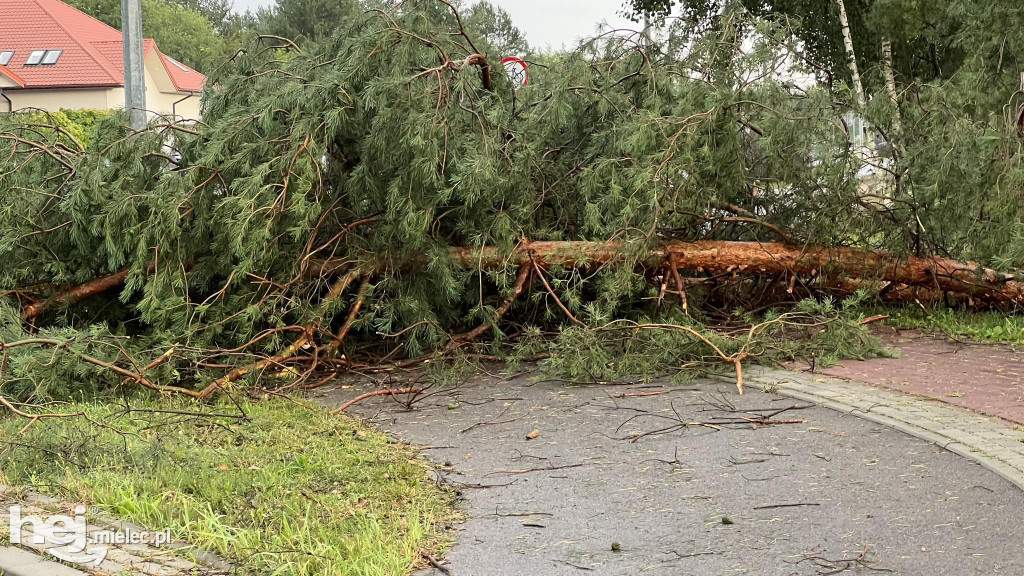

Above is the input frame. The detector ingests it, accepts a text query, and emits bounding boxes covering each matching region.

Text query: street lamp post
[121,0,147,129]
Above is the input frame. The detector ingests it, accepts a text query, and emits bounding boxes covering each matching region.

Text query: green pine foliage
[1,0,1021,401]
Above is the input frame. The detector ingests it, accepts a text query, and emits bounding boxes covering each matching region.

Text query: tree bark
[20,242,1024,326]
[443,241,1023,303]
[21,267,132,321]
[881,38,904,155]
[837,0,866,107]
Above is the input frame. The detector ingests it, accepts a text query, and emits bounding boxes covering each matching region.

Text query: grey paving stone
[0,548,87,576]
[1,560,86,576]
[0,547,45,569]
[3,493,231,576]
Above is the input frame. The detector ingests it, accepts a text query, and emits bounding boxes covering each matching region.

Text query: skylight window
[166,57,190,73]
[25,50,62,66]
[0,52,13,66]
[41,50,62,65]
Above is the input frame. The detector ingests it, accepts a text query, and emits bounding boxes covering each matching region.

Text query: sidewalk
[1,490,228,576]
[818,328,1024,424]
[0,546,84,576]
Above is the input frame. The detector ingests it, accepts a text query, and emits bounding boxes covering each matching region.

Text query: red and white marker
[500,57,530,92]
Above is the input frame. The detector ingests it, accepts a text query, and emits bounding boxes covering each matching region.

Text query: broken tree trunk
[441,241,1022,303]
[17,241,1024,326]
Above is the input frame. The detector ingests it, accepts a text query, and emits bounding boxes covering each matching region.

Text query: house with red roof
[0,0,205,119]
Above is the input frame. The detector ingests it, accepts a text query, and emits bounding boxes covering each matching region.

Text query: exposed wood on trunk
[441,241,1021,302]
[22,242,1024,331]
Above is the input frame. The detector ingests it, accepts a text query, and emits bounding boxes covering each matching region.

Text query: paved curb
[1,489,231,575]
[735,367,1024,493]
[0,546,85,575]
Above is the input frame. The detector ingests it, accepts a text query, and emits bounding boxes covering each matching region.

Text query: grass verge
[872,305,1024,345]
[0,396,456,575]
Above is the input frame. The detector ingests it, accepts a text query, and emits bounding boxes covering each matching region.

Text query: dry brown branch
[78,354,204,398]
[196,271,363,399]
[613,390,670,398]
[1,338,201,398]
[602,320,748,394]
[529,251,584,326]
[859,314,890,325]
[667,252,689,314]
[0,395,82,435]
[450,265,532,345]
[21,267,131,321]
[332,387,424,413]
[326,277,371,356]
[197,326,314,400]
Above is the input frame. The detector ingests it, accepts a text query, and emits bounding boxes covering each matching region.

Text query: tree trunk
[837,0,866,107]
[881,38,904,155]
[444,241,1023,303]
[21,267,132,321]
[20,242,1024,325]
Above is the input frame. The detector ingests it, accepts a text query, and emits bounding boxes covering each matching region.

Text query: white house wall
[2,56,201,120]
[4,87,112,111]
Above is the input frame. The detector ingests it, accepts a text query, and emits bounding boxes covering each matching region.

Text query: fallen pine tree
[4,238,1016,401]
[17,240,1021,330]
[2,1,1023,413]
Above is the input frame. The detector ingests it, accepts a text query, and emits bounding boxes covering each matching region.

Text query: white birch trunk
[837,0,866,107]
[881,39,903,146]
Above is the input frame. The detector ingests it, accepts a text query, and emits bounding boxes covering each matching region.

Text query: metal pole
[121,0,147,129]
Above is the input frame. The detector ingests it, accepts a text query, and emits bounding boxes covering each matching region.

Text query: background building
[0,0,204,119]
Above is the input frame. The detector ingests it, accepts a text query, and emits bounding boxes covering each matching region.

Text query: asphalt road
[317,372,1024,576]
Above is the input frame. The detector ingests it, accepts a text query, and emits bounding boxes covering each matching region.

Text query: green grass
[872,305,1024,345]
[0,397,456,576]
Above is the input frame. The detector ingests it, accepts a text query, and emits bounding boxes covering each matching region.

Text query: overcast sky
[228,0,636,50]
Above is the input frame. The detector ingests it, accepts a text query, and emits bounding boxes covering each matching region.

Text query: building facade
[0,0,205,120]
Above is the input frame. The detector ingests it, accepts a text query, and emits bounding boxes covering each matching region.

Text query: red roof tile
[0,0,204,91]
[156,48,204,92]
[0,64,27,87]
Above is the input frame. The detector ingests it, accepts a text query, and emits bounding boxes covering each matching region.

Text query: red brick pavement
[817,328,1024,425]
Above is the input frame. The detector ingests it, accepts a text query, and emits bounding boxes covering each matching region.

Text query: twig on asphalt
[332,387,424,413]
[613,390,670,399]
[459,402,529,434]
[789,542,892,575]
[753,502,821,510]
[421,551,452,575]
[555,560,594,571]
[483,462,588,477]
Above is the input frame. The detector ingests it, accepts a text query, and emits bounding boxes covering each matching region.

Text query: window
[25,50,62,66]
[0,51,13,66]
[166,57,190,72]
[40,50,62,65]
